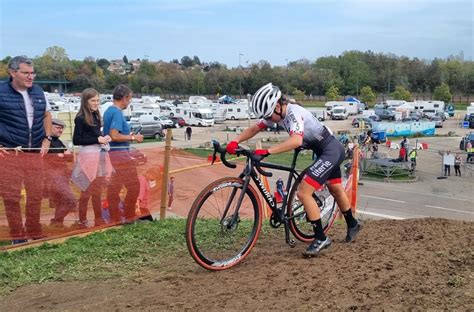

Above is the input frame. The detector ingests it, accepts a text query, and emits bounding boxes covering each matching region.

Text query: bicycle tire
[287,172,338,243]
[186,177,262,271]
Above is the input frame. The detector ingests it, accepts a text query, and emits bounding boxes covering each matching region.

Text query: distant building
[107,59,140,75]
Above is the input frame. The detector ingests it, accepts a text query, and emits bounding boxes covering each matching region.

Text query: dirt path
[1,219,472,311]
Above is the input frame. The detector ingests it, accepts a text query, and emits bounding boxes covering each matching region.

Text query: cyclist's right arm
[232,123,263,144]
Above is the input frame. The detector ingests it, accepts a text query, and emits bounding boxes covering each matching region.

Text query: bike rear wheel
[287,172,338,243]
[186,177,262,271]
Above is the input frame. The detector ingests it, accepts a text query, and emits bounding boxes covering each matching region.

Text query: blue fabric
[103,105,130,150]
[0,80,47,148]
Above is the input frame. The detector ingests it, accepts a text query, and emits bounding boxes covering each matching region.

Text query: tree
[325,85,339,101]
[43,46,69,62]
[391,85,411,101]
[359,86,376,106]
[433,83,452,103]
[193,56,201,66]
[123,55,129,64]
[181,56,193,68]
[96,58,110,71]
[293,89,305,102]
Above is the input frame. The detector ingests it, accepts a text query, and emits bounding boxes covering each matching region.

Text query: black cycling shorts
[303,137,345,189]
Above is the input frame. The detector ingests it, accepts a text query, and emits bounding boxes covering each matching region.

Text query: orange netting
[0,143,358,248]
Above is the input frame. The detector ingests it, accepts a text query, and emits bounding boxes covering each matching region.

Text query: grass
[0,219,283,296]
[0,219,187,295]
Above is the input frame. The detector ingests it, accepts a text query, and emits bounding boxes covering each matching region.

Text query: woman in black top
[72,88,112,228]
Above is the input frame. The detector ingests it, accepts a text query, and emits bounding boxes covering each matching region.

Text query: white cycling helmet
[251,83,282,119]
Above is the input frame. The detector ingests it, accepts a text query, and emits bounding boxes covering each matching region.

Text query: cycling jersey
[257,103,332,151]
[256,103,344,189]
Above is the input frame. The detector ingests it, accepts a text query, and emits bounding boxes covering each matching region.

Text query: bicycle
[185,140,339,271]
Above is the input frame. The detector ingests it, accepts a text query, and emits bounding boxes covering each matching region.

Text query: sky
[0,0,472,67]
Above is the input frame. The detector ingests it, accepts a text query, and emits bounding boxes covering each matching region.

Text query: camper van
[224,103,252,120]
[413,100,445,117]
[331,106,348,120]
[173,107,214,126]
[325,101,358,116]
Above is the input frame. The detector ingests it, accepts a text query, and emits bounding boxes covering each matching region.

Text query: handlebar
[211,140,272,177]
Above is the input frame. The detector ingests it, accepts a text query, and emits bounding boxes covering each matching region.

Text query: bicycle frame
[222,148,306,246]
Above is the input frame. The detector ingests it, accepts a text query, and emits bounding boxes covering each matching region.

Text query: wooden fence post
[160,128,173,220]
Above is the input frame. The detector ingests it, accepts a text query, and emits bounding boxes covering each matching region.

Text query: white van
[331,106,348,120]
[325,101,358,116]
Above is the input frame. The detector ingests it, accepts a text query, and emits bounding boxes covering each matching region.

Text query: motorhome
[223,103,252,120]
[324,101,358,116]
[413,100,445,118]
[130,112,174,128]
[173,107,214,126]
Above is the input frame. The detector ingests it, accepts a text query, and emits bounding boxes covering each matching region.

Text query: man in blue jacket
[0,56,52,243]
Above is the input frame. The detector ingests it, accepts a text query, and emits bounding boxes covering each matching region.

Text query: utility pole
[239,52,244,97]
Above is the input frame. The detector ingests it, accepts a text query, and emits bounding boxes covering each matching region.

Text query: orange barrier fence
[0,133,359,248]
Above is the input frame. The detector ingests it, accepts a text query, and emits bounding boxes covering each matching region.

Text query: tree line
[1,46,473,104]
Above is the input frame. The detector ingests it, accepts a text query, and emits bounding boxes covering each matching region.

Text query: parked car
[431,115,443,128]
[459,132,474,150]
[129,121,164,139]
[409,112,422,121]
[351,117,372,128]
[129,147,147,165]
[434,111,447,121]
[368,115,381,122]
[170,116,186,128]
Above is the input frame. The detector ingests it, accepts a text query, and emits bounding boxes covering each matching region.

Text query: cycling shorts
[303,136,345,189]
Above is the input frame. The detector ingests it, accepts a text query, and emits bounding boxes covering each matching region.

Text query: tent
[346,96,360,103]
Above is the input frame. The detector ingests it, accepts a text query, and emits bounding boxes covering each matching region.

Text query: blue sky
[0,0,472,67]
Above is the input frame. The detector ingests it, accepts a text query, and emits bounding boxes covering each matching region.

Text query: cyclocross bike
[185,140,340,271]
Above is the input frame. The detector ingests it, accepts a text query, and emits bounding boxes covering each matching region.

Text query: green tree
[181,56,193,68]
[123,55,129,64]
[432,83,452,103]
[325,85,339,101]
[44,46,69,62]
[359,86,376,105]
[97,58,110,71]
[391,85,411,101]
[293,89,305,102]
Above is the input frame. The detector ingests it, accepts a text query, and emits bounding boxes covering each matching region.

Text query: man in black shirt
[45,119,77,227]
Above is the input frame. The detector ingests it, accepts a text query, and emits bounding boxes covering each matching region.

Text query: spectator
[440,150,454,176]
[46,119,77,228]
[401,136,409,161]
[185,126,192,141]
[0,56,53,243]
[72,88,113,228]
[408,148,417,173]
[454,152,462,177]
[137,167,162,221]
[398,144,407,162]
[167,176,175,211]
[466,141,473,163]
[276,176,286,201]
[103,84,143,224]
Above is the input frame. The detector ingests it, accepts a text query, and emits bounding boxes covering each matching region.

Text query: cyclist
[225,83,362,257]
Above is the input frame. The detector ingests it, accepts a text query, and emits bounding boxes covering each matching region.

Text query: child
[137,166,162,220]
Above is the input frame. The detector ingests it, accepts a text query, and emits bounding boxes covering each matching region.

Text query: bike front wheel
[186,177,262,271]
[287,172,338,243]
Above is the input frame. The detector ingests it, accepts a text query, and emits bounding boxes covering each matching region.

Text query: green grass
[0,219,283,296]
[0,219,187,295]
